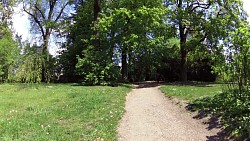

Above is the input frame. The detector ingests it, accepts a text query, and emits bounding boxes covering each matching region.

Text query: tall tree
[22,0,72,82]
[59,0,97,82]
[0,0,20,82]
[166,0,247,81]
[0,26,20,82]
[98,0,168,81]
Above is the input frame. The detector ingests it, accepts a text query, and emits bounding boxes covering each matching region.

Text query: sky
[243,0,250,18]
[12,4,59,55]
[12,0,250,55]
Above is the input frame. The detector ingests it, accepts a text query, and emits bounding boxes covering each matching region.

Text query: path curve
[118,82,222,141]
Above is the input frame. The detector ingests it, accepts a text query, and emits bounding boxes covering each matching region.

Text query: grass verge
[0,83,131,141]
[160,83,250,140]
[160,83,222,101]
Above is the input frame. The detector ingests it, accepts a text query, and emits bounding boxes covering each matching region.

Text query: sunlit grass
[0,83,131,141]
[160,83,222,101]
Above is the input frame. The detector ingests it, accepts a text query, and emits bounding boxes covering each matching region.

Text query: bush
[192,89,250,140]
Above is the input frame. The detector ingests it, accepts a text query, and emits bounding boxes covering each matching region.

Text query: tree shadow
[133,81,161,89]
[163,81,217,87]
[185,104,233,141]
[206,130,232,141]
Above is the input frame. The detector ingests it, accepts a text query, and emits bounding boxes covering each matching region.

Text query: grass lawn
[160,83,223,101]
[0,83,131,141]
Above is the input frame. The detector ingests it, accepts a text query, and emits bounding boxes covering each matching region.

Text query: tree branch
[23,3,45,39]
[199,33,208,43]
[188,1,211,13]
[55,2,69,22]
[34,2,46,20]
[48,0,56,21]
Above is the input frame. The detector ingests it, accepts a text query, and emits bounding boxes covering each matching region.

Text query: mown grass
[160,83,222,101]
[0,83,131,141]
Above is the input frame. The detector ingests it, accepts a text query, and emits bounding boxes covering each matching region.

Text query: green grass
[160,83,223,101]
[0,83,131,141]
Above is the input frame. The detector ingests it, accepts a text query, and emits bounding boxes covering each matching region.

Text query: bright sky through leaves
[12,0,250,55]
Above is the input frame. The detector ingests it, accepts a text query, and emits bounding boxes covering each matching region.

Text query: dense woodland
[1,0,250,139]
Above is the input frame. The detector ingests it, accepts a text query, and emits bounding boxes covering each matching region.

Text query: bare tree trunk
[180,45,188,82]
[41,33,50,82]
[94,0,101,21]
[122,46,128,81]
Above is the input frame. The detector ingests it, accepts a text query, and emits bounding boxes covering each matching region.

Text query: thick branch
[188,1,211,12]
[23,4,45,39]
[34,4,46,20]
[48,0,56,21]
[55,2,69,22]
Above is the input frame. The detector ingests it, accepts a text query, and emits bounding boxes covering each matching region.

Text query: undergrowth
[192,89,250,140]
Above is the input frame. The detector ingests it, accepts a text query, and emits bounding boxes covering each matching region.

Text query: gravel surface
[118,83,223,141]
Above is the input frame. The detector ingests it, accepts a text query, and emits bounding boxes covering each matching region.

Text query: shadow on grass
[162,81,218,87]
[133,81,161,89]
[70,83,84,86]
[186,100,233,141]
[70,83,133,88]
[185,97,236,141]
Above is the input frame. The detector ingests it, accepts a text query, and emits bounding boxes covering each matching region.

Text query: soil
[117,82,228,141]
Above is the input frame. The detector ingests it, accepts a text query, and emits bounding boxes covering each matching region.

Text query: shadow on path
[133,81,161,89]
[186,105,233,141]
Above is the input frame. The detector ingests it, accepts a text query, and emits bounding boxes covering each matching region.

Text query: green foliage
[191,89,250,140]
[15,44,43,83]
[208,23,250,139]
[14,43,56,83]
[96,0,168,81]
[59,0,94,82]
[166,0,247,81]
[227,24,250,91]
[76,52,120,86]
[0,26,20,83]
[0,0,15,25]
[161,83,250,139]
[0,83,131,140]
[60,0,247,83]
[16,53,43,83]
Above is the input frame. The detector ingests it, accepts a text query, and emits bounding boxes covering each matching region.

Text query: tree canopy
[0,0,248,84]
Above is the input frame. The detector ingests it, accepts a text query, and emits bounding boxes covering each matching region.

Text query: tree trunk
[94,0,101,21]
[122,46,128,81]
[41,33,50,82]
[178,0,188,82]
[94,0,101,49]
[180,45,188,82]
[179,32,188,82]
[128,51,132,81]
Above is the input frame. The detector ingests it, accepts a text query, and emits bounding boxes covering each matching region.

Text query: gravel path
[118,83,223,141]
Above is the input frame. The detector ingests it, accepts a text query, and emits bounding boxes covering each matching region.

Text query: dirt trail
[118,82,223,141]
